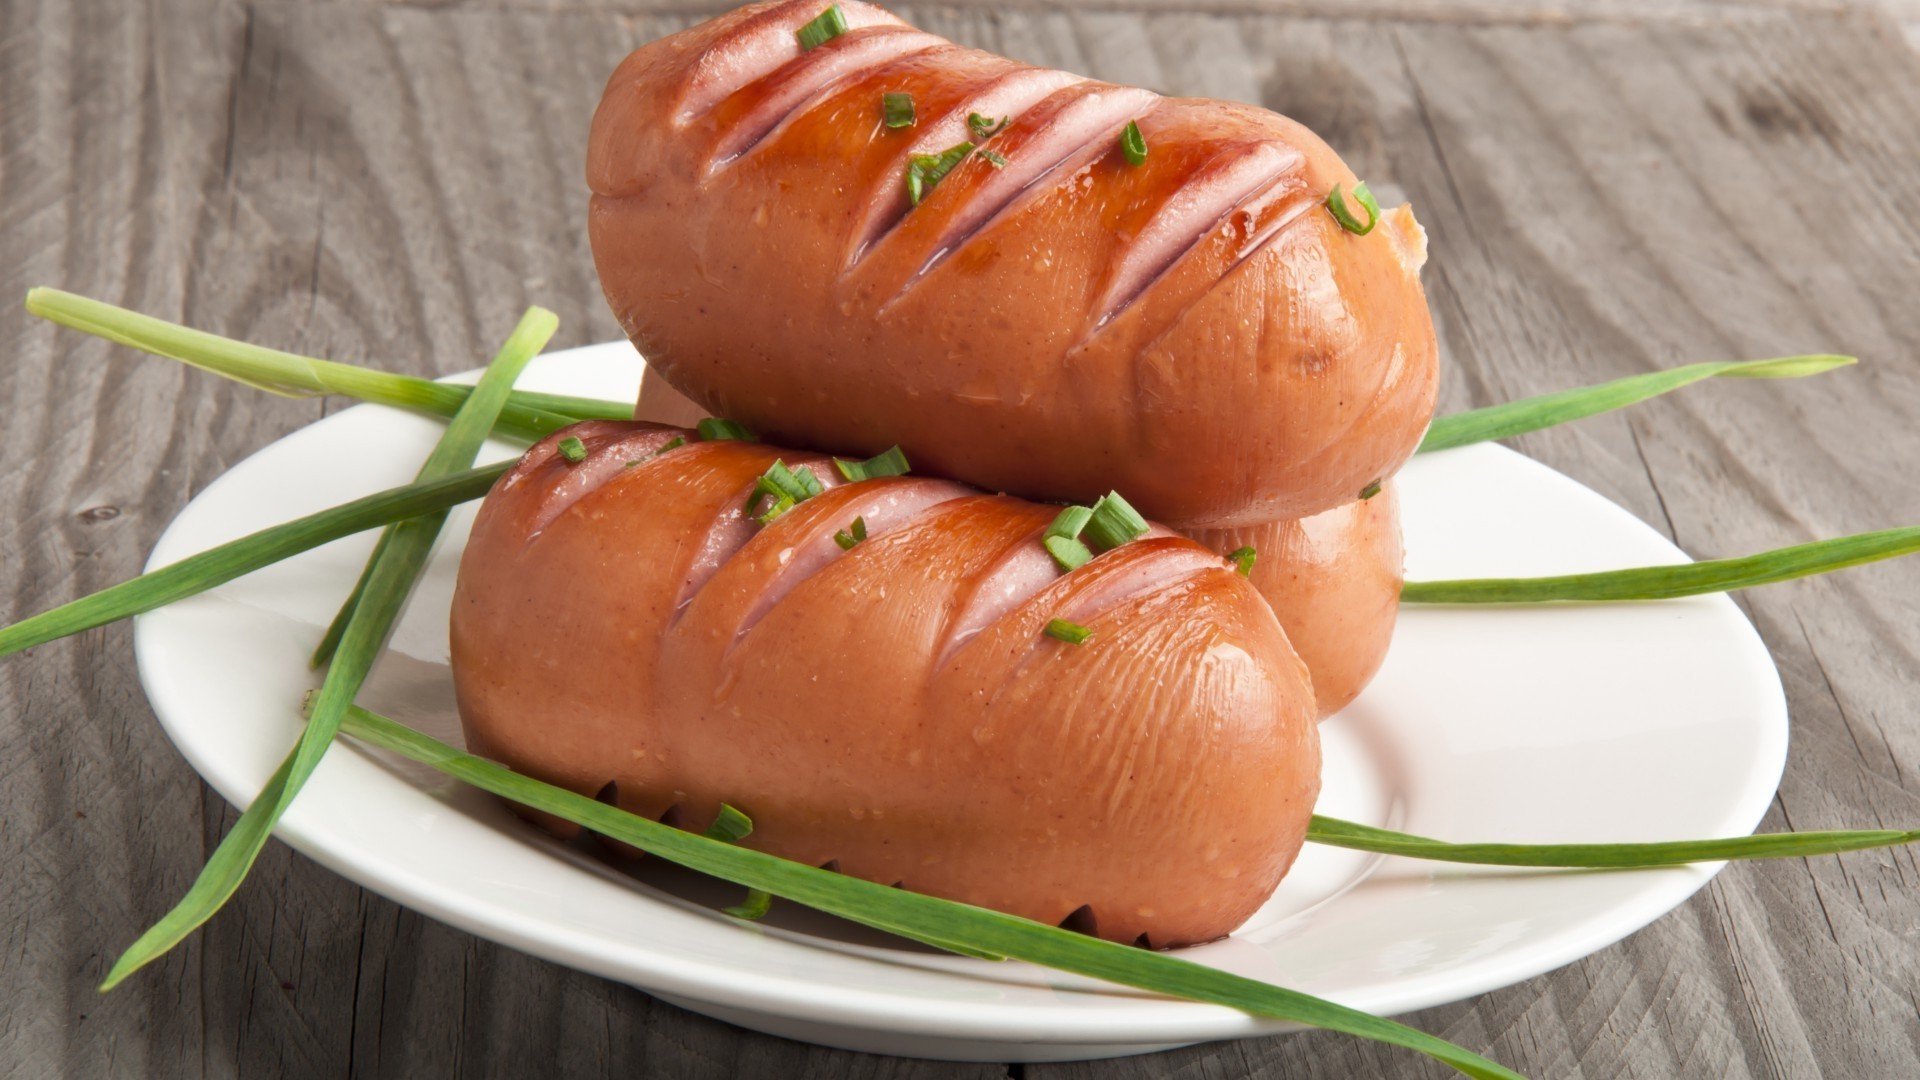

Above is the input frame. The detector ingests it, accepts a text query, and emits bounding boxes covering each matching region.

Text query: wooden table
[6,1,1919,1076]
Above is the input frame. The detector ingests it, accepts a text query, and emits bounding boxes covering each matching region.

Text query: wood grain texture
[3,0,1917,1077]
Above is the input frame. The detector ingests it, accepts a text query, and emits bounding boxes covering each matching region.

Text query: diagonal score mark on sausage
[705,27,947,171]
[674,0,908,123]
[1089,141,1305,332]
[870,83,1162,307]
[847,65,1086,267]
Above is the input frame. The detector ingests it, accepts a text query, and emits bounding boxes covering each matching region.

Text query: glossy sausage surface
[589,0,1437,527]
[451,422,1322,946]
[636,370,1404,718]
[1192,484,1403,718]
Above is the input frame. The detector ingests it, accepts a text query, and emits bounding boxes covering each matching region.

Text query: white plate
[133,341,1788,1063]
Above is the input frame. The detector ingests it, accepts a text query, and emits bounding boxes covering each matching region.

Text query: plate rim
[129,340,1790,1052]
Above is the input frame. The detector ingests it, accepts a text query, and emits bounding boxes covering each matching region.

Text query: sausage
[451,422,1321,947]
[1191,484,1403,718]
[588,0,1438,528]
[637,372,1404,718]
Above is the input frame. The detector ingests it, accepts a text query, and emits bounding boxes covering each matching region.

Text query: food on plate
[1191,484,1402,717]
[589,0,1438,527]
[451,422,1321,946]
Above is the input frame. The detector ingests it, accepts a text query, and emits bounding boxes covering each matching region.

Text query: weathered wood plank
[3,0,1918,1078]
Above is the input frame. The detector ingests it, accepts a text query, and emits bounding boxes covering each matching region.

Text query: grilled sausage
[1191,484,1402,718]
[588,0,1438,527]
[451,422,1321,946]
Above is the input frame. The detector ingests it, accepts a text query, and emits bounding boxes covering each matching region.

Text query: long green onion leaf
[27,289,603,443]
[99,309,556,990]
[1419,354,1856,454]
[0,463,506,660]
[1306,815,1919,867]
[1403,526,1920,604]
[336,704,1521,1080]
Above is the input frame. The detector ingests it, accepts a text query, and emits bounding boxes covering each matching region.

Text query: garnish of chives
[557,436,588,463]
[1082,492,1148,551]
[1419,354,1856,454]
[698,417,757,442]
[967,112,1008,141]
[99,308,557,992]
[1306,814,1920,867]
[336,704,1522,1079]
[834,445,911,482]
[26,288,599,444]
[1227,546,1257,576]
[883,91,915,128]
[703,803,755,843]
[1044,536,1093,571]
[1045,618,1093,644]
[795,4,848,51]
[834,515,868,550]
[700,804,774,920]
[907,142,975,206]
[1042,505,1095,571]
[1120,120,1148,166]
[755,493,796,525]
[0,463,508,661]
[1359,480,1382,500]
[748,460,824,519]
[659,436,686,453]
[1402,525,1920,604]
[1046,505,1093,540]
[978,148,1008,168]
[1326,181,1380,235]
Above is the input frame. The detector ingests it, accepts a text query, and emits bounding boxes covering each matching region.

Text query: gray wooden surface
[5,0,1920,1076]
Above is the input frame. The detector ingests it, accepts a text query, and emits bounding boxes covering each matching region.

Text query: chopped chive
[725,889,776,921]
[834,445,911,482]
[1044,536,1093,572]
[1227,546,1257,576]
[1120,120,1147,166]
[1044,618,1094,644]
[907,142,974,206]
[698,417,757,442]
[883,91,915,128]
[967,112,1008,141]
[978,148,1008,168]
[795,4,848,51]
[754,492,796,525]
[1082,491,1147,551]
[337,704,1525,1078]
[748,460,824,520]
[1359,480,1382,500]
[834,515,870,550]
[1046,505,1093,541]
[703,804,755,843]
[659,436,685,453]
[1326,181,1380,235]
[557,436,587,463]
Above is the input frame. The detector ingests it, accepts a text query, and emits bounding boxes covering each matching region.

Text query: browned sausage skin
[636,371,1405,719]
[1192,485,1403,719]
[452,422,1321,946]
[588,0,1437,528]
